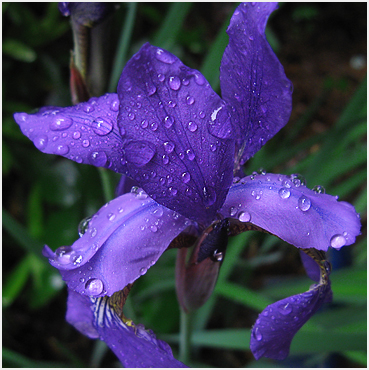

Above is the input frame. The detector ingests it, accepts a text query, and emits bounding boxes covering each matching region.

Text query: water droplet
[73,131,81,139]
[55,246,73,265]
[238,211,251,222]
[229,206,237,217]
[186,149,195,161]
[49,116,73,131]
[35,135,48,150]
[111,100,119,112]
[56,144,69,155]
[324,260,332,275]
[125,141,156,167]
[168,100,176,108]
[78,216,92,237]
[82,139,90,147]
[194,72,205,86]
[85,278,104,296]
[298,195,311,211]
[169,187,177,196]
[278,187,291,199]
[163,141,175,153]
[210,143,217,152]
[330,234,346,249]
[203,186,216,207]
[186,95,195,105]
[92,117,113,136]
[277,303,292,315]
[107,213,116,221]
[90,227,97,237]
[162,155,169,165]
[146,82,156,96]
[72,254,83,265]
[128,112,135,121]
[313,185,325,194]
[150,121,158,131]
[169,76,181,90]
[140,267,148,274]
[155,48,176,64]
[212,250,223,262]
[83,104,94,113]
[157,73,165,82]
[181,172,191,183]
[164,116,174,128]
[89,151,107,166]
[253,327,263,341]
[188,121,198,132]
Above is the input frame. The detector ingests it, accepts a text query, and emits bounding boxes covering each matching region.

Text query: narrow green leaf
[3,38,36,62]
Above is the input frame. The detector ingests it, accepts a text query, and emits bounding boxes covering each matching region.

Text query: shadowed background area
[3,2,366,367]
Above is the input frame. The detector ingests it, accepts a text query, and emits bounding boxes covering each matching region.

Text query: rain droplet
[150,121,158,131]
[229,206,237,217]
[82,139,90,147]
[253,327,263,341]
[128,112,135,121]
[181,172,191,183]
[164,116,174,128]
[125,141,156,167]
[169,187,177,196]
[55,246,73,265]
[163,141,175,153]
[92,117,113,136]
[298,195,311,211]
[49,116,73,131]
[111,100,119,112]
[277,303,292,315]
[107,213,116,221]
[83,104,94,113]
[212,250,223,262]
[78,216,92,237]
[162,155,169,165]
[169,76,181,90]
[71,254,83,265]
[140,267,148,274]
[186,95,195,105]
[89,151,107,166]
[141,119,149,128]
[186,149,195,161]
[73,131,81,139]
[194,72,205,86]
[203,186,216,207]
[157,73,165,82]
[330,234,346,249]
[146,82,156,96]
[85,278,104,296]
[313,185,325,194]
[188,121,198,132]
[238,211,251,222]
[155,48,176,64]
[56,145,69,155]
[35,135,48,150]
[278,187,291,199]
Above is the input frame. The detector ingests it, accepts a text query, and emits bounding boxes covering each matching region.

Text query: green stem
[98,168,114,203]
[179,309,192,364]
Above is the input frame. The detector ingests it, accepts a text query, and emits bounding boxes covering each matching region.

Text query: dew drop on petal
[238,211,251,222]
[56,145,69,155]
[49,116,73,131]
[92,117,113,136]
[298,195,311,211]
[278,187,291,199]
[194,72,205,86]
[203,186,216,207]
[85,278,104,296]
[73,131,81,139]
[277,302,292,315]
[78,216,92,237]
[155,48,176,64]
[35,135,48,150]
[169,76,181,90]
[188,121,198,132]
[89,151,107,166]
[181,172,191,183]
[163,141,175,153]
[186,95,195,105]
[55,246,73,265]
[111,99,119,112]
[313,185,325,194]
[253,327,263,341]
[164,116,174,128]
[330,234,346,249]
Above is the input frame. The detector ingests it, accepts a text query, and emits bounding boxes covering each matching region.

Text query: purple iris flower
[14,2,361,367]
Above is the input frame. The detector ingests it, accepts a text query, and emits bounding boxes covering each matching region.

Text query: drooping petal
[43,188,194,296]
[117,42,235,225]
[66,288,99,339]
[220,3,293,168]
[219,173,361,251]
[250,281,332,360]
[14,94,127,172]
[250,249,332,360]
[300,250,320,282]
[66,289,187,367]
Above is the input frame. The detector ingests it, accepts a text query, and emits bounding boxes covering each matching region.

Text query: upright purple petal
[66,290,187,367]
[14,94,127,172]
[250,281,332,360]
[219,173,361,251]
[43,188,194,296]
[117,43,235,226]
[220,3,292,167]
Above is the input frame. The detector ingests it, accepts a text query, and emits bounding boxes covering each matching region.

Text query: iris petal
[43,188,193,296]
[117,43,234,225]
[66,289,187,367]
[219,173,361,251]
[250,282,332,360]
[220,3,293,168]
[14,94,126,172]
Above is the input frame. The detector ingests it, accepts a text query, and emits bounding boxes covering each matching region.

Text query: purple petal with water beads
[43,188,193,296]
[220,2,293,168]
[250,280,332,360]
[66,291,187,367]
[117,42,235,226]
[219,173,361,251]
[13,94,128,172]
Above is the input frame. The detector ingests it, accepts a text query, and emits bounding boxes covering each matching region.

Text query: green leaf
[3,38,36,62]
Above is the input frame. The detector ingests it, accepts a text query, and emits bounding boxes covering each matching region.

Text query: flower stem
[98,168,114,203]
[179,308,192,364]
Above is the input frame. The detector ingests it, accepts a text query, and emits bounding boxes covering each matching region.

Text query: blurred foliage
[3,2,366,368]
